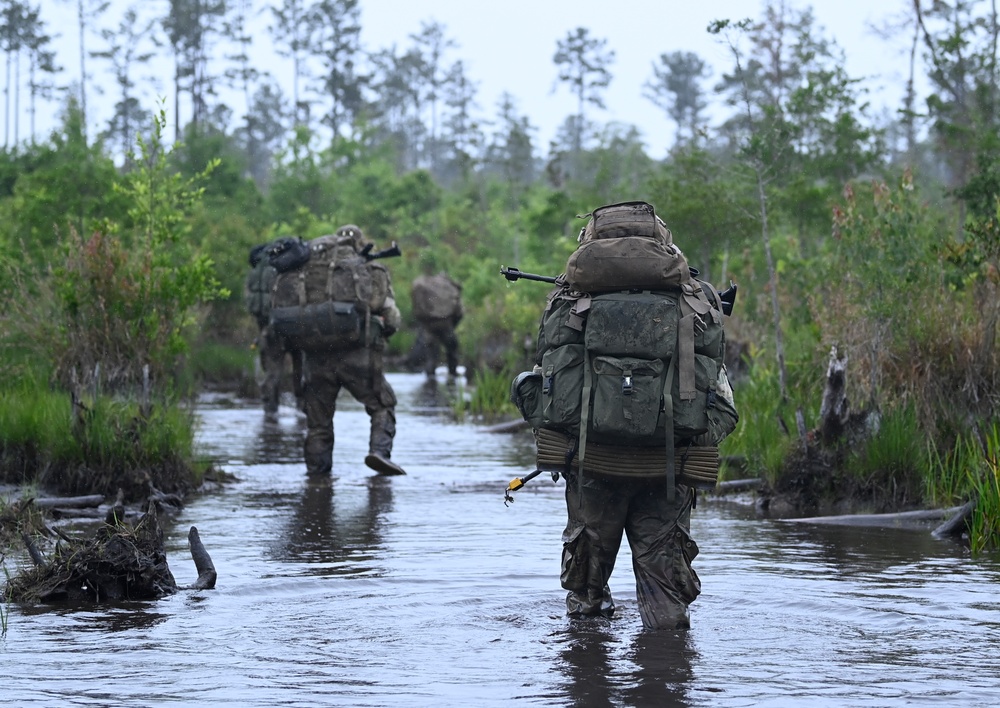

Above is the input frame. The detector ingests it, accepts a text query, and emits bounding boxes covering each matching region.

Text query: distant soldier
[269,225,405,476]
[410,258,463,379]
[244,241,302,415]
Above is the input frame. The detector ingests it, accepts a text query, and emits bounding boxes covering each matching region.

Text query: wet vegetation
[0,1,998,551]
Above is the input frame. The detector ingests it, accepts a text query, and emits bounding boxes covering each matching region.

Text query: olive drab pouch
[540,344,585,433]
[588,356,666,442]
[585,291,677,360]
[566,237,690,293]
[535,286,589,364]
[510,370,545,429]
[671,353,718,438]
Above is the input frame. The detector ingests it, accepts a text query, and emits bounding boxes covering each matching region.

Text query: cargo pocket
[560,522,589,592]
[672,525,701,605]
[589,356,665,441]
[541,344,585,431]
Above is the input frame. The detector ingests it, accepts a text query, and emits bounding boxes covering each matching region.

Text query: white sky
[32,0,918,158]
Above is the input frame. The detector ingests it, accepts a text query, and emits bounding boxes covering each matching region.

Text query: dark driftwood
[8,499,217,603]
[32,495,105,509]
[187,527,217,590]
[818,346,850,444]
[932,499,976,539]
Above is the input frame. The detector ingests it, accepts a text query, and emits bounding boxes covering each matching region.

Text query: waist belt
[534,427,719,489]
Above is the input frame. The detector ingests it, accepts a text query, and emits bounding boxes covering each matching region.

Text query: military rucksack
[244,242,279,328]
[510,201,738,492]
[269,233,392,352]
[411,273,462,322]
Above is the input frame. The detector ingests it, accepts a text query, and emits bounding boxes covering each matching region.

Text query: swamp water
[3,372,1000,707]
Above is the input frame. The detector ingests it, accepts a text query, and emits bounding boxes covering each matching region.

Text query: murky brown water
[3,372,1000,706]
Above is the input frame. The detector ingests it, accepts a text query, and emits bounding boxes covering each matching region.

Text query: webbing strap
[326,259,336,299]
[663,355,677,503]
[296,272,307,306]
[578,348,593,481]
[678,313,696,401]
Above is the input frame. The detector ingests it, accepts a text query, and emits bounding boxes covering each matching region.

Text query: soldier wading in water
[508,201,739,629]
[267,224,406,477]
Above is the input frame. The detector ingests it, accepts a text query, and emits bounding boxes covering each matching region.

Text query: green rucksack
[510,201,738,492]
[269,233,392,352]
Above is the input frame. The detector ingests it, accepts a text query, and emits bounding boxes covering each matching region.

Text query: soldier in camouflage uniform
[410,260,464,378]
[299,225,406,477]
[244,242,302,415]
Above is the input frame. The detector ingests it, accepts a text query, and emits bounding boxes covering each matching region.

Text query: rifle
[500,264,738,316]
[360,241,402,262]
[499,266,561,284]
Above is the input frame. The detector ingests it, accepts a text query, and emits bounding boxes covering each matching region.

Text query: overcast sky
[34,0,918,157]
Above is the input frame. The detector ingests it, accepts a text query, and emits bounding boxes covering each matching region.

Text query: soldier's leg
[441,326,460,376]
[424,327,442,376]
[625,483,701,630]
[302,354,342,476]
[562,471,628,618]
[258,328,285,414]
[290,348,306,412]
[339,349,404,475]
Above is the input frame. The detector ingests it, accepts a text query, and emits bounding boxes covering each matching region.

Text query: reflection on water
[272,476,393,577]
[3,373,1000,707]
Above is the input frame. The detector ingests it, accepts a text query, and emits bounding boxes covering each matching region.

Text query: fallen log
[31,495,105,510]
[714,478,763,493]
[779,506,964,529]
[480,419,530,434]
[932,499,976,539]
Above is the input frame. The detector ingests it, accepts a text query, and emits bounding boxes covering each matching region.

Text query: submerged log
[932,499,976,539]
[780,506,964,529]
[714,478,764,493]
[187,527,217,590]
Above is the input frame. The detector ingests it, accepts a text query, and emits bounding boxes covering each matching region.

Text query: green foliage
[466,367,518,422]
[845,405,928,503]
[21,110,230,392]
[720,356,792,482]
[967,422,1000,554]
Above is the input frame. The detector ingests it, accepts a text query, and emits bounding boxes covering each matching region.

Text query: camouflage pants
[418,319,460,376]
[301,347,397,476]
[561,472,700,630]
[257,327,302,414]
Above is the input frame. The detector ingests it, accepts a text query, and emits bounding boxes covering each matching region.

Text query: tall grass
[0,383,198,494]
[722,361,793,483]
[967,422,1000,555]
[845,405,928,507]
[464,367,518,422]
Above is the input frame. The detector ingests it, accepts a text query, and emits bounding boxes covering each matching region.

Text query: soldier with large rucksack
[507,201,739,630]
[410,262,464,379]
[244,240,303,415]
[268,224,406,477]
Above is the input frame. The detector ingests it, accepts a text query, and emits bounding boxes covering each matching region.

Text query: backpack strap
[678,313,697,401]
[296,271,307,307]
[663,354,677,503]
[578,348,593,483]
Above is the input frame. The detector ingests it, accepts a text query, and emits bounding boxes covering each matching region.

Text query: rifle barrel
[500,266,558,284]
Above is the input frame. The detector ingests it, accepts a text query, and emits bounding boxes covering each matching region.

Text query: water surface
[2,373,999,707]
